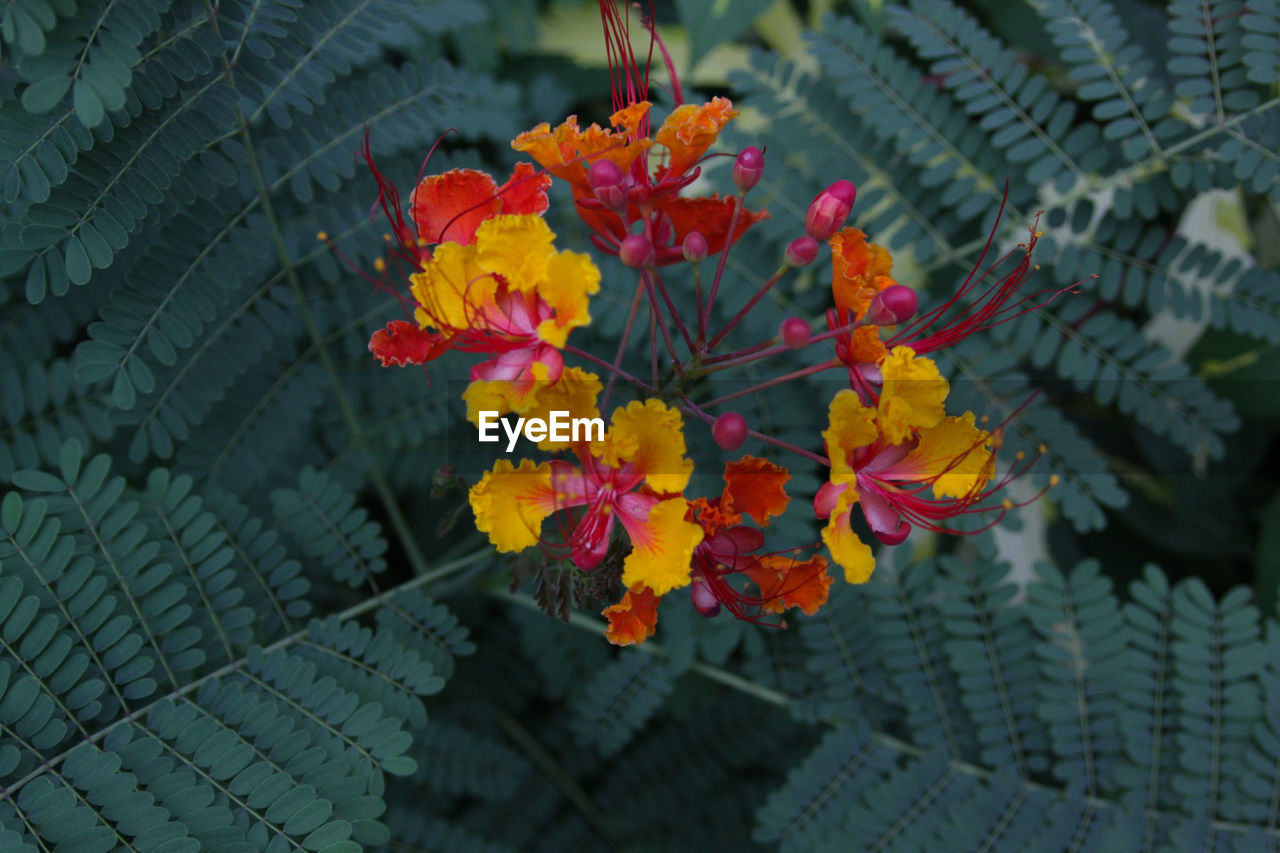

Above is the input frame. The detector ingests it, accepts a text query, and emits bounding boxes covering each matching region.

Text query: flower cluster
[357,1,1063,646]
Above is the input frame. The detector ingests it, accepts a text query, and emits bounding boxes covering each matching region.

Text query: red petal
[369,321,446,367]
[410,169,502,246]
[657,195,768,265]
[497,162,552,216]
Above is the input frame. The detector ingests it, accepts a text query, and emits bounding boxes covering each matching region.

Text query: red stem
[700,359,842,409]
[706,262,788,350]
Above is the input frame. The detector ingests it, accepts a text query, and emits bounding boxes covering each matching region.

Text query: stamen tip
[316,230,329,241]
[1050,474,1060,486]
[1002,498,1014,510]
[1037,443,1047,454]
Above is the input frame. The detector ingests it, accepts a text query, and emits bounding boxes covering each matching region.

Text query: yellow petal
[600,399,693,494]
[907,412,995,499]
[475,214,555,292]
[469,459,556,552]
[411,242,490,331]
[822,389,877,480]
[878,346,948,444]
[620,498,703,595]
[535,249,600,348]
[520,367,603,451]
[821,495,876,583]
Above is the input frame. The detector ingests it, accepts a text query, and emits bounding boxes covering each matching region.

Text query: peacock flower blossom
[826,206,1069,399]
[512,98,768,266]
[370,214,600,413]
[815,374,1027,583]
[469,397,704,595]
[603,455,832,645]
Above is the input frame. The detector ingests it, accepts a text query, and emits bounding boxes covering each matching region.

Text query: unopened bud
[804,179,856,241]
[619,233,655,269]
[864,285,918,325]
[780,317,811,349]
[785,236,819,267]
[711,412,748,451]
[682,231,708,264]
[691,577,721,617]
[732,146,764,193]
[588,159,626,209]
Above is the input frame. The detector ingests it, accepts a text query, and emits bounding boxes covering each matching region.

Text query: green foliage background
[0,0,1279,849]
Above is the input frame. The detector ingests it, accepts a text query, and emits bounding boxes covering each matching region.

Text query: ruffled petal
[830,227,895,320]
[821,497,877,583]
[889,411,995,499]
[534,249,600,348]
[654,97,737,177]
[511,118,586,187]
[877,346,948,444]
[822,390,878,480]
[619,498,703,595]
[600,399,693,494]
[657,195,768,264]
[410,168,502,246]
[496,162,551,216]
[603,585,660,646]
[746,554,833,615]
[517,367,603,451]
[844,325,889,365]
[475,214,556,293]
[368,320,446,367]
[721,456,790,526]
[410,241,491,332]
[469,459,557,552]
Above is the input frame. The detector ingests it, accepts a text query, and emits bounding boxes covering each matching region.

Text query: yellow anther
[1037,444,1047,454]
[383,233,393,242]
[373,258,386,273]
[1001,498,1014,510]
[1050,474,1060,486]
[316,230,329,241]
[1015,451,1025,461]
[1034,230,1044,238]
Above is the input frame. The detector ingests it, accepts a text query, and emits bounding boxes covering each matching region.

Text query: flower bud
[780,317,811,349]
[864,285,919,326]
[682,231,708,264]
[691,577,721,617]
[588,159,626,209]
[619,233,655,269]
[732,146,764,193]
[784,236,819,267]
[712,412,748,451]
[804,179,857,241]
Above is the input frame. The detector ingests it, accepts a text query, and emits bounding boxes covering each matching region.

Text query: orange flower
[513,98,767,266]
[744,555,833,616]
[603,585,660,646]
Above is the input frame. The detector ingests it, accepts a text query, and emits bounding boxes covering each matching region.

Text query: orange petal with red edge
[831,227,895,320]
[497,162,551,216]
[722,456,790,527]
[654,97,737,177]
[410,169,502,246]
[660,195,768,263]
[746,554,833,615]
[369,320,446,367]
[603,585,660,646]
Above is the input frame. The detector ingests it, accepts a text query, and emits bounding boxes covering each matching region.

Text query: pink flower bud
[682,231,708,264]
[588,159,626,209]
[691,577,721,617]
[732,146,764,193]
[780,317,811,349]
[804,179,856,241]
[785,236,819,267]
[712,412,748,451]
[619,233,655,269]
[864,285,919,326]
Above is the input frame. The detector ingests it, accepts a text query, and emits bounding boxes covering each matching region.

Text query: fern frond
[1027,0,1179,161]
[937,552,1049,777]
[570,651,674,757]
[752,722,896,852]
[891,0,1106,190]
[373,588,475,681]
[270,465,389,591]
[1241,0,1280,85]
[1168,0,1260,120]
[1026,560,1128,797]
[0,358,113,483]
[793,580,889,724]
[412,721,533,798]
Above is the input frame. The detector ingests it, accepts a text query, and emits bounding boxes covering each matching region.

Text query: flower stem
[564,345,654,394]
[706,262,788,351]
[648,268,695,353]
[701,193,744,331]
[700,359,842,409]
[603,279,646,408]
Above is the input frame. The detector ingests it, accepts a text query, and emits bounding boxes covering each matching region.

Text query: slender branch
[603,280,647,408]
[700,359,842,409]
[706,263,789,351]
